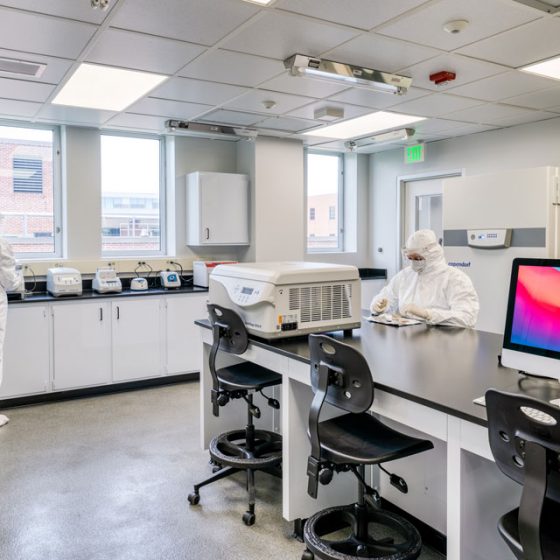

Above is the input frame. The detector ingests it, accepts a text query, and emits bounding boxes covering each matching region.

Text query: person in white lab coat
[370,229,479,328]
[0,237,24,427]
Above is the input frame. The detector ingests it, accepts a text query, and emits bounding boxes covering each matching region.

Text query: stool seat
[318,413,433,465]
[217,362,282,392]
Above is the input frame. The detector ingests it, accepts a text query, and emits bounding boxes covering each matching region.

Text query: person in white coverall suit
[0,237,24,427]
[370,229,479,328]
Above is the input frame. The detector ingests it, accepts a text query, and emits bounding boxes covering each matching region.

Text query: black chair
[187,304,282,525]
[486,389,560,560]
[302,334,434,560]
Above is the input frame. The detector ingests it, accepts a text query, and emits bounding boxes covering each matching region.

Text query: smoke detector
[443,20,469,34]
[262,100,277,110]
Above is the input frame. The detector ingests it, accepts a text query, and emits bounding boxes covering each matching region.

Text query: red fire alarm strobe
[429,71,456,86]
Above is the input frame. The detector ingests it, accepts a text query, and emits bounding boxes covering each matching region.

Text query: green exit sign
[405,144,425,164]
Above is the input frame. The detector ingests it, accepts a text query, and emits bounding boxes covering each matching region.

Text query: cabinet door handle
[205,227,210,240]
[116,305,120,320]
[99,307,103,321]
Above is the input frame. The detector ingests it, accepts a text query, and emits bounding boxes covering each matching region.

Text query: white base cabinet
[0,292,208,401]
[0,305,50,398]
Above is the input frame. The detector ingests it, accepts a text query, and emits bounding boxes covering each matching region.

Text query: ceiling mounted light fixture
[165,120,258,141]
[242,0,276,5]
[510,0,560,14]
[284,54,412,95]
[344,128,415,152]
[521,55,560,81]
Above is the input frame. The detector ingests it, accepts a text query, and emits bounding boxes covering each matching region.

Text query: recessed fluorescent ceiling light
[303,111,425,140]
[242,0,275,4]
[52,63,167,111]
[521,56,560,81]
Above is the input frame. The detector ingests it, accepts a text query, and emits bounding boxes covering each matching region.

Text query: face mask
[410,259,426,273]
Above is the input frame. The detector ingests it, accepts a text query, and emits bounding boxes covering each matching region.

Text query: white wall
[370,115,560,278]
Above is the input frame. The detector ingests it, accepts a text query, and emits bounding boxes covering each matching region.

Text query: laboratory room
[3,0,560,559]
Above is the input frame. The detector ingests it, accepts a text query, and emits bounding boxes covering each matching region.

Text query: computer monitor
[502,258,560,380]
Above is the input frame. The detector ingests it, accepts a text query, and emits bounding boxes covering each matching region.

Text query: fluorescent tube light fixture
[165,120,258,141]
[345,128,415,150]
[521,55,560,81]
[52,63,167,111]
[304,111,425,140]
[284,54,412,95]
[510,0,560,14]
[242,0,276,4]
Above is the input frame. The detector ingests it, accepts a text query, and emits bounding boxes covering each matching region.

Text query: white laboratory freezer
[443,166,560,334]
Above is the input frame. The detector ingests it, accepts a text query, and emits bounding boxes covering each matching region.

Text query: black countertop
[195,316,560,427]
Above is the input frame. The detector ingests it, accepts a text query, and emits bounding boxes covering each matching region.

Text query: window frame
[0,120,63,260]
[100,131,167,258]
[305,149,344,253]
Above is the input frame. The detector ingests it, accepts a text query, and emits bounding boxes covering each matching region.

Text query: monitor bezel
[503,257,560,361]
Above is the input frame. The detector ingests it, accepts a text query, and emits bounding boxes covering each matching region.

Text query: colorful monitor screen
[504,260,560,359]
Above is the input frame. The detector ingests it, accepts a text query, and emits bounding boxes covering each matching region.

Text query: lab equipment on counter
[92,268,122,294]
[193,260,238,287]
[501,258,560,380]
[130,277,148,291]
[209,261,361,339]
[47,267,82,297]
[443,166,560,333]
[160,270,181,289]
[7,265,26,301]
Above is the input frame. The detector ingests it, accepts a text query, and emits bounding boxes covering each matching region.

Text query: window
[0,124,61,256]
[306,151,343,252]
[101,134,165,254]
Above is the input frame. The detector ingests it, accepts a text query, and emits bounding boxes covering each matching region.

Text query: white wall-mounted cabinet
[0,305,50,398]
[0,292,208,402]
[52,301,112,390]
[185,171,249,246]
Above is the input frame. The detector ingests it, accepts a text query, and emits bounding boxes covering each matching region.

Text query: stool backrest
[207,303,249,356]
[309,334,373,414]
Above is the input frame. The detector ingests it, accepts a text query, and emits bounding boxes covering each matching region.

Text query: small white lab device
[92,268,122,294]
[47,267,83,297]
[7,265,26,300]
[209,262,361,339]
[467,229,512,249]
[160,270,181,289]
[193,260,238,288]
[130,277,148,291]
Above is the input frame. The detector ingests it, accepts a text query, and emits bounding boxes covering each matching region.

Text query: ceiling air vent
[0,57,46,78]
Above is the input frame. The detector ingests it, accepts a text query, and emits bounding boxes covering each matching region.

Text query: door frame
[396,169,463,272]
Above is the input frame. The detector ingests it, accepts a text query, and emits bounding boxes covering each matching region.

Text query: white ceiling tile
[180,49,283,87]
[104,113,166,132]
[36,104,116,125]
[545,105,560,114]
[254,116,318,132]
[0,7,96,59]
[86,29,206,74]
[0,49,73,84]
[111,0,258,46]
[487,110,557,127]
[220,11,359,60]
[259,73,348,98]
[286,100,372,120]
[441,124,499,137]
[223,89,314,114]
[414,118,475,134]
[0,78,55,102]
[390,93,483,117]
[275,0,430,31]
[199,109,262,126]
[0,0,109,24]
[303,139,348,151]
[0,98,40,118]
[446,70,554,102]
[444,103,539,125]
[328,86,430,110]
[458,18,560,67]
[503,86,560,109]
[399,54,508,92]
[150,77,247,106]
[377,0,540,51]
[323,33,440,74]
[126,97,212,120]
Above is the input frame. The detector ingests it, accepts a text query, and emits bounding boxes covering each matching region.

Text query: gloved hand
[402,303,431,321]
[371,297,388,314]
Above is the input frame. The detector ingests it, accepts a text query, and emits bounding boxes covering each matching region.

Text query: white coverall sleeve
[0,239,23,293]
[370,273,401,314]
[425,271,479,328]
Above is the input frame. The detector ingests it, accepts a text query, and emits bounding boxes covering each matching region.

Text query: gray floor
[0,383,445,560]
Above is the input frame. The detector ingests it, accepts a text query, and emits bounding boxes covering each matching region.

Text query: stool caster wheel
[301,550,314,560]
[356,544,368,556]
[242,511,255,526]
[212,464,222,473]
[187,492,200,505]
